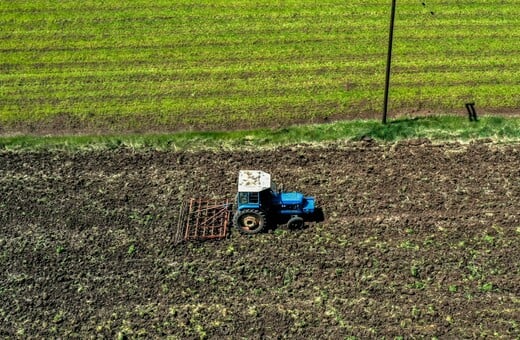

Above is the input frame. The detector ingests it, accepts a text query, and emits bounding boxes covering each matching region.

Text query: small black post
[383,0,397,124]
[465,103,478,121]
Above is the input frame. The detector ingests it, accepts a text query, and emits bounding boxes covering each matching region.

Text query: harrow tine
[173,199,188,245]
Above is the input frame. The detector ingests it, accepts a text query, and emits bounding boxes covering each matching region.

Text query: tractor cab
[236,170,275,210]
[234,170,315,234]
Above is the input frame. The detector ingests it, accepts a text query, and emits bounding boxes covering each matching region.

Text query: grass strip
[1,115,519,152]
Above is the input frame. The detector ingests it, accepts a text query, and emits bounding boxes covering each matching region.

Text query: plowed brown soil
[1,140,519,338]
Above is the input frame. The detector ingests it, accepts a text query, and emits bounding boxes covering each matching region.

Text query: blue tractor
[233,170,316,234]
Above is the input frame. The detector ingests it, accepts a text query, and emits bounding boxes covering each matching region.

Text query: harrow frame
[174,198,232,243]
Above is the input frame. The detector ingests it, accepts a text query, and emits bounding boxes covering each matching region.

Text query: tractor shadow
[267,207,326,233]
[309,207,326,224]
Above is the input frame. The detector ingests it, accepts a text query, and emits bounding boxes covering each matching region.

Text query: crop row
[2,90,516,130]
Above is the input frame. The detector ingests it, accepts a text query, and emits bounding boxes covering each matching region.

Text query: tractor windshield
[270,181,277,193]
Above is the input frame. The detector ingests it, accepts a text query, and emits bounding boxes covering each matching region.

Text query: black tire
[287,216,304,229]
[233,209,267,235]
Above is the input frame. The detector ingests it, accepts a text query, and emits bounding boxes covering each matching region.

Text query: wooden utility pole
[383,0,397,124]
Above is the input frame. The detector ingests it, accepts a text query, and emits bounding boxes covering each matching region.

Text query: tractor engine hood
[280,192,304,205]
[278,192,315,214]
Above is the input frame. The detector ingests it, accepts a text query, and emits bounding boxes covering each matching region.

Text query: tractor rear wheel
[233,209,267,235]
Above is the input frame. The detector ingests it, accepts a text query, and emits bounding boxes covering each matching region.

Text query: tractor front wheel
[233,209,267,235]
[287,216,304,229]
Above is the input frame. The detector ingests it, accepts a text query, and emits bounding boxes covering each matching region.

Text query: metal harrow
[174,198,232,243]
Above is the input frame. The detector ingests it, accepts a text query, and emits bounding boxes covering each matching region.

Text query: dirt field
[1,140,519,338]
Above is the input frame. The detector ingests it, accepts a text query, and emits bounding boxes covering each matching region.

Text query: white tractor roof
[238,170,272,192]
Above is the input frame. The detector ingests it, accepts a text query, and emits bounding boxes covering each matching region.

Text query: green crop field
[1,0,519,133]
